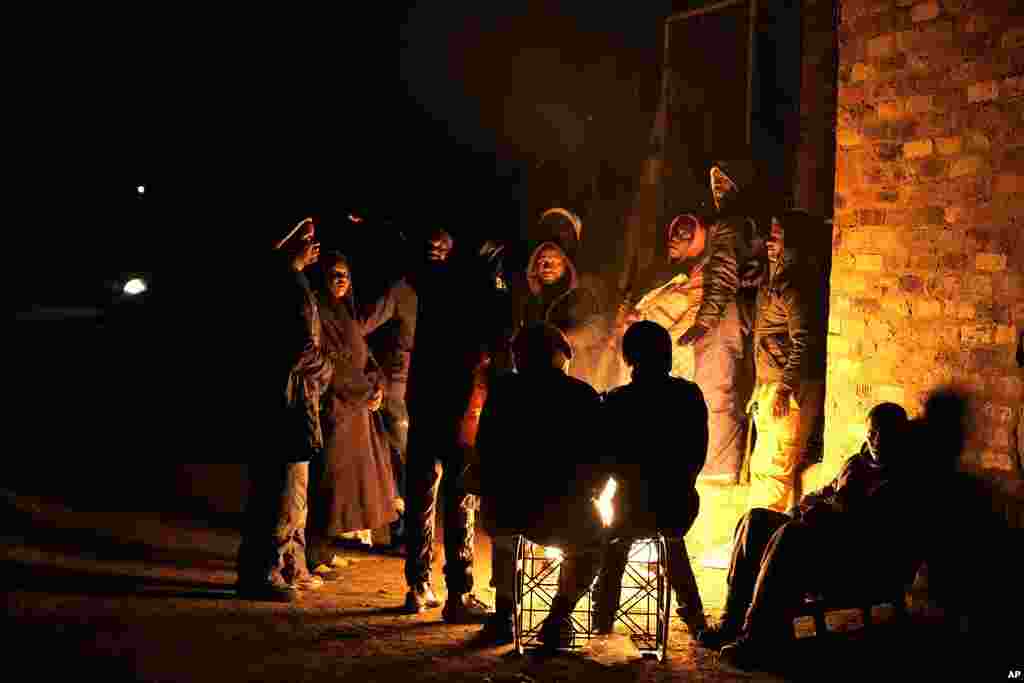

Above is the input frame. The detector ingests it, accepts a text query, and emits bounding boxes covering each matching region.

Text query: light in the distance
[348,213,363,223]
[137,185,146,195]
[123,278,148,295]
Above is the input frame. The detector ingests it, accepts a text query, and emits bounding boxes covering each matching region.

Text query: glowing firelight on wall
[123,278,147,296]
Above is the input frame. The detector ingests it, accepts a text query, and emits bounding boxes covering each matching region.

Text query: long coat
[309,288,398,535]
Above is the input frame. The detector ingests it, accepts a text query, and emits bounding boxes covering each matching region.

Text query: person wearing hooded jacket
[745,211,827,513]
[518,209,604,383]
[235,218,334,602]
[305,251,399,573]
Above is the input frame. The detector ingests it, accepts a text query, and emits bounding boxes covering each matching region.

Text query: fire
[543,546,564,561]
[593,477,618,527]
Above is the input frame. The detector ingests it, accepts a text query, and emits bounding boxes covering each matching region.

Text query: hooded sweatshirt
[520,241,602,355]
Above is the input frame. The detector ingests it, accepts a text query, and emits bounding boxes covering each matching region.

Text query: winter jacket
[601,372,708,536]
[478,367,604,546]
[629,218,741,334]
[752,255,826,394]
[520,241,603,354]
[266,258,334,461]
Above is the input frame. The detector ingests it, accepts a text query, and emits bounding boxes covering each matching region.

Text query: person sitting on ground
[590,320,709,636]
[475,322,603,644]
[699,402,920,673]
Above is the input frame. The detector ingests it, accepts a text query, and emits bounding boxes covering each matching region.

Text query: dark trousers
[593,535,705,631]
[694,302,747,479]
[727,507,896,640]
[403,420,475,595]
[236,461,310,586]
[723,508,792,629]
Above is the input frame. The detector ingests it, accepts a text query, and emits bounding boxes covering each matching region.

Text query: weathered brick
[868,33,897,58]
[878,100,903,120]
[949,156,985,177]
[851,62,875,83]
[935,136,963,155]
[1001,26,1024,50]
[917,158,946,177]
[976,252,1008,272]
[968,80,999,103]
[1003,76,1024,99]
[968,274,993,297]
[856,208,886,225]
[962,324,994,345]
[838,127,864,147]
[877,385,906,404]
[995,324,1017,345]
[903,138,934,159]
[956,302,977,319]
[855,254,884,271]
[965,132,991,153]
[906,94,933,114]
[995,174,1024,194]
[914,299,943,317]
[911,1,940,23]
[964,15,990,33]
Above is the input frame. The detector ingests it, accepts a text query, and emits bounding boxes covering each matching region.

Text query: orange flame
[593,477,617,528]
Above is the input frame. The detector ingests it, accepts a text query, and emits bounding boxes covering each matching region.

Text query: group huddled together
[233,159,1012,673]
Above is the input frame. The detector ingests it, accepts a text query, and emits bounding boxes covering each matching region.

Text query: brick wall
[827,0,1023,479]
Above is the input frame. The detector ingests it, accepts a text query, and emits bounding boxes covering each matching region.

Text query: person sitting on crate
[590,320,710,636]
[474,322,605,645]
[698,402,921,672]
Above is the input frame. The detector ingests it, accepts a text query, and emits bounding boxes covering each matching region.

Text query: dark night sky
[16,3,671,308]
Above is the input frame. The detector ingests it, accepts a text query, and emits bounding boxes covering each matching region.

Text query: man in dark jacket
[591,320,709,635]
[699,403,916,673]
[519,209,604,384]
[476,322,603,644]
[402,228,510,622]
[621,161,754,482]
[235,218,334,602]
[746,210,828,513]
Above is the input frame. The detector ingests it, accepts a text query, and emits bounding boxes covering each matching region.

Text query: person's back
[603,373,707,535]
[478,324,602,544]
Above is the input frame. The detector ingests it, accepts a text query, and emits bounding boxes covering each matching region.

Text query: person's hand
[800,502,834,526]
[676,324,708,347]
[772,389,792,418]
[368,386,384,412]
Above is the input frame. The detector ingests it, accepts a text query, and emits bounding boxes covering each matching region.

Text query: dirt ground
[1,489,1002,682]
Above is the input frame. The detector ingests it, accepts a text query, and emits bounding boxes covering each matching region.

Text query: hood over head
[526,240,579,296]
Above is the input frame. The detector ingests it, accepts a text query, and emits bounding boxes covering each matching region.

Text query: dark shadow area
[2,560,235,600]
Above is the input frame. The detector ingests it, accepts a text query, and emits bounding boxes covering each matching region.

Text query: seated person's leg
[591,539,630,633]
[741,519,816,641]
[541,546,604,647]
[699,508,790,648]
[668,536,706,633]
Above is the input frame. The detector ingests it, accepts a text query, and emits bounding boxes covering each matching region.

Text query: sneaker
[442,592,492,624]
[404,582,442,613]
[235,580,299,603]
[696,620,741,650]
[537,615,575,650]
[717,635,769,674]
[475,610,515,645]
